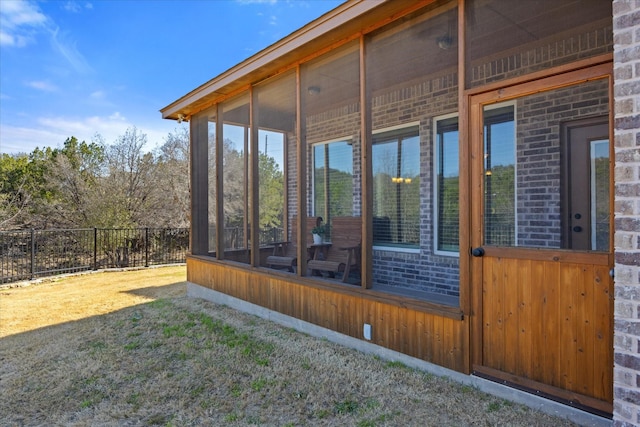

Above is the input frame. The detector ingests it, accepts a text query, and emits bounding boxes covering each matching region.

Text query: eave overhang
[161,0,434,121]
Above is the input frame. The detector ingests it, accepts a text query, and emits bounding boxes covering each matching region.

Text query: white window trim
[372,121,421,135]
[433,112,460,257]
[373,245,421,254]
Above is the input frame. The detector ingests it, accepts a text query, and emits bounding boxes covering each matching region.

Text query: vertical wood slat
[559,263,578,391]
[516,260,533,379]
[575,264,593,397]
[187,257,467,373]
[503,258,519,374]
[593,264,613,402]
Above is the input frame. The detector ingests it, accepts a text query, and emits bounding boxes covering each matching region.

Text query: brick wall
[370,75,460,297]
[468,21,613,88]
[613,1,640,425]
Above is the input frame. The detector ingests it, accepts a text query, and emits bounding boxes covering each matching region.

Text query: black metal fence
[0,228,189,284]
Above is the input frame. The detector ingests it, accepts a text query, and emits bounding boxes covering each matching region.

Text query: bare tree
[154,127,190,228]
[99,127,160,227]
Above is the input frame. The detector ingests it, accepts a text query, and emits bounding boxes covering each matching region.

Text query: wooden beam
[360,34,373,289]
[296,65,309,277]
[250,87,260,267]
[456,0,471,375]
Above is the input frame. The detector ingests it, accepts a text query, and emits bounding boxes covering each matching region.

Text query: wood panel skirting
[187,255,469,374]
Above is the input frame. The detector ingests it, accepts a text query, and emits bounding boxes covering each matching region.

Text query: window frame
[371,122,421,251]
[433,112,460,257]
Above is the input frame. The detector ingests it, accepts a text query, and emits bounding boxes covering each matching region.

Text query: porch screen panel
[221,93,250,264]
[255,71,295,248]
[482,78,610,250]
[465,0,612,89]
[365,3,461,299]
[302,42,360,223]
[207,109,217,253]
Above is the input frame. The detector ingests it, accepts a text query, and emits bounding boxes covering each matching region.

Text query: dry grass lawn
[0,266,579,426]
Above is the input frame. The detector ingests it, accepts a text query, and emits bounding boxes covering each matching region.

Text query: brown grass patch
[0,267,577,426]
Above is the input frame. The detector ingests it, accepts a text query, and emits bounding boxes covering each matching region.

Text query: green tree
[258,152,284,230]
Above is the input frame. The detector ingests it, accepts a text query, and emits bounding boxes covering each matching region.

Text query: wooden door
[469,69,614,415]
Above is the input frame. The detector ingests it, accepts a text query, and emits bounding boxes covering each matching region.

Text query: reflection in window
[258,130,285,245]
[484,105,515,246]
[435,116,459,254]
[313,140,354,223]
[591,139,609,251]
[372,126,420,248]
[222,123,248,252]
[208,115,217,253]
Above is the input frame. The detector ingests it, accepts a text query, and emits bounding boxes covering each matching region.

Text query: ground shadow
[123,281,187,299]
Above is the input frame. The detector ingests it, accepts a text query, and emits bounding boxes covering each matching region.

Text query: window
[372,125,420,248]
[313,140,354,222]
[434,115,459,255]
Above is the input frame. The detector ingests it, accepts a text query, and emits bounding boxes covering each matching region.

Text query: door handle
[471,247,485,257]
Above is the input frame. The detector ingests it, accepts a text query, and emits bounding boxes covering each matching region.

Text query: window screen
[255,71,295,246]
[221,94,250,263]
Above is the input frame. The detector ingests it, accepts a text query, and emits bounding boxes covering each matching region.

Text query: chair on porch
[266,217,317,272]
[307,216,361,283]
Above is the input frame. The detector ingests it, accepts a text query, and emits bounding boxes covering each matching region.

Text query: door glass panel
[482,78,610,250]
[591,139,609,251]
[484,105,515,246]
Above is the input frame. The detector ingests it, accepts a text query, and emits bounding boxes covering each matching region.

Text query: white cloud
[0,113,184,155]
[63,1,93,13]
[0,1,91,73]
[27,80,58,92]
[0,0,47,47]
[50,26,92,73]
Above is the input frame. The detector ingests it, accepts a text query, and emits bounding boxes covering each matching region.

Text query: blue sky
[0,0,343,155]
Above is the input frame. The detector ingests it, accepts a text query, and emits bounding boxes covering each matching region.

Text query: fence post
[93,228,98,270]
[145,227,149,267]
[30,228,35,280]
